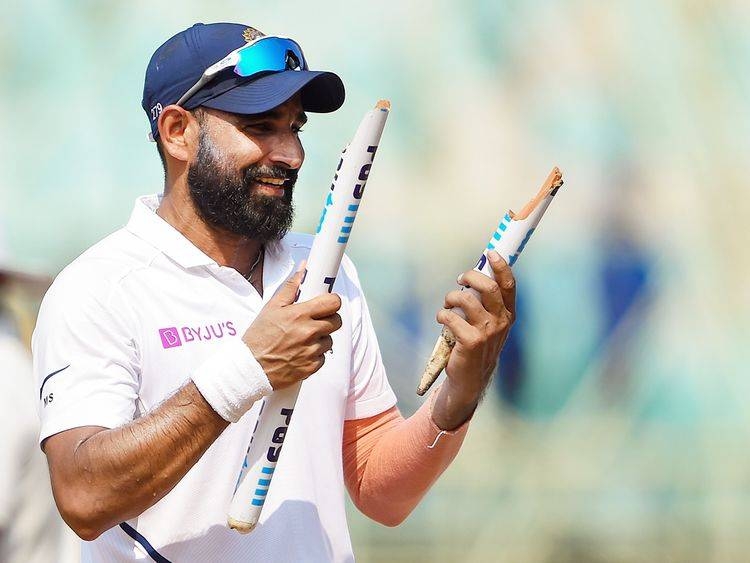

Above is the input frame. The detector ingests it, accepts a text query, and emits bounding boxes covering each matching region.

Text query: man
[33,23,515,562]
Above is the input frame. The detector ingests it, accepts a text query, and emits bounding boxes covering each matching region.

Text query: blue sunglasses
[176,35,308,107]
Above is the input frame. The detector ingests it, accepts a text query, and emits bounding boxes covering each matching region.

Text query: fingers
[292,313,342,347]
[444,288,488,325]
[269,260,307,306]
[456,252,516,321]
[306,313,342,341]
[436,308,482,350]
[317,334,334,354]
[455,270,505,316]
[487,251,516,321]
[307,357,326,377]
[302,293,342,320]
[442,254,516,348]
[301,335,334,380]
[441,289,508,349]
[317,313,343,334]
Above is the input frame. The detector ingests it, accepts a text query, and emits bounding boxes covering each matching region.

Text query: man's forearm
[343,391,470,527]
[45,382,228,539]
[431,376,482,430]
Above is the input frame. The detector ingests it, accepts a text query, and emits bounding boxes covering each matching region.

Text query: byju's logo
[159,327,182,349]
[158,321,237,350]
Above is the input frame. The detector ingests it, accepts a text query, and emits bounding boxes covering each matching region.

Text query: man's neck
[156,190,263,279]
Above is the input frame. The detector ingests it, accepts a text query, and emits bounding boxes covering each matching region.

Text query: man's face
[186,96,307,242]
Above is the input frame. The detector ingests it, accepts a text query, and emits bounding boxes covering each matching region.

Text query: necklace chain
[244,247,264,283]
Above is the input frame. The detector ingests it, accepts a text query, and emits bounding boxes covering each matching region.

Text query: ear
[157,105,201,164]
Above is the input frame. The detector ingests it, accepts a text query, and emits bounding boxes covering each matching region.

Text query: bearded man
[32,22,516,562]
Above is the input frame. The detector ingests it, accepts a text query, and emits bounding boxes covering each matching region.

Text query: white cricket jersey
[32,194,397,563]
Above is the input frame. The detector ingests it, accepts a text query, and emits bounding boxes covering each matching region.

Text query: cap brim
[200,70,344,116]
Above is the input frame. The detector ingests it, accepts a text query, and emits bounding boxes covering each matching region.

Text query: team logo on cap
[243,27,263,43]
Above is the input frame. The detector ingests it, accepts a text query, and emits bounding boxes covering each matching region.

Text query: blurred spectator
[597,224,651,395]
[0,228,79,563]
[596,162,653,400]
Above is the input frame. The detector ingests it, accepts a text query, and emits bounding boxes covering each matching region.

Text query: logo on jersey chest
[158,321,237,349]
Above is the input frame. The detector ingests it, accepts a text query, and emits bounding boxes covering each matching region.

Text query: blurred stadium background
[1,1,748,561]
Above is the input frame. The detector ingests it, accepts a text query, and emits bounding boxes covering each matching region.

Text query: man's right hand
[243,267,343,390]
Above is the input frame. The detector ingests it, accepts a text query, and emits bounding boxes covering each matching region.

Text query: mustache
[243,165,299,188]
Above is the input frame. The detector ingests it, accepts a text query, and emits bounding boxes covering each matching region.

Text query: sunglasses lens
[234,38,306,77]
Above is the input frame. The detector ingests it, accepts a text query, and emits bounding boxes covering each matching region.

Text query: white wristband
[191,339,273,423]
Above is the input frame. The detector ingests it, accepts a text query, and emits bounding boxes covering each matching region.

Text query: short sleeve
[32,262,141,445]
[341,256,397,420]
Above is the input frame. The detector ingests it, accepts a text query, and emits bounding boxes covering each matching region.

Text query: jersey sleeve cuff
[39,410,132,446]
[344,386,397,421]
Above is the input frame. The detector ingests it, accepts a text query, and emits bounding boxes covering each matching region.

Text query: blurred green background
[1,1,748,561]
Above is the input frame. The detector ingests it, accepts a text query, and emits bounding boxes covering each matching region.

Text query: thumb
[269,260,307,307]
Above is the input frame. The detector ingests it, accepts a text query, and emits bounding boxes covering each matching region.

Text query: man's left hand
[432,250,516,430]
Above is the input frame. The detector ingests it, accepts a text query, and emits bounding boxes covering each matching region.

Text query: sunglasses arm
[175,75,210,107]
[176,51,240,107]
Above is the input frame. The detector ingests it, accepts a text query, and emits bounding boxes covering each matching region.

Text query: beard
[186,129,297,242]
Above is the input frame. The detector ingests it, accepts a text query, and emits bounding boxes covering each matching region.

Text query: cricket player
[33,22,516,562]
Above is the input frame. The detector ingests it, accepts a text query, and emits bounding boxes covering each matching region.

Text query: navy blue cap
[142,23,345,139]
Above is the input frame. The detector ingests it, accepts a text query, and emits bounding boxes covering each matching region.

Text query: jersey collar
[125,195,296,294]
[126,194,216,268]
